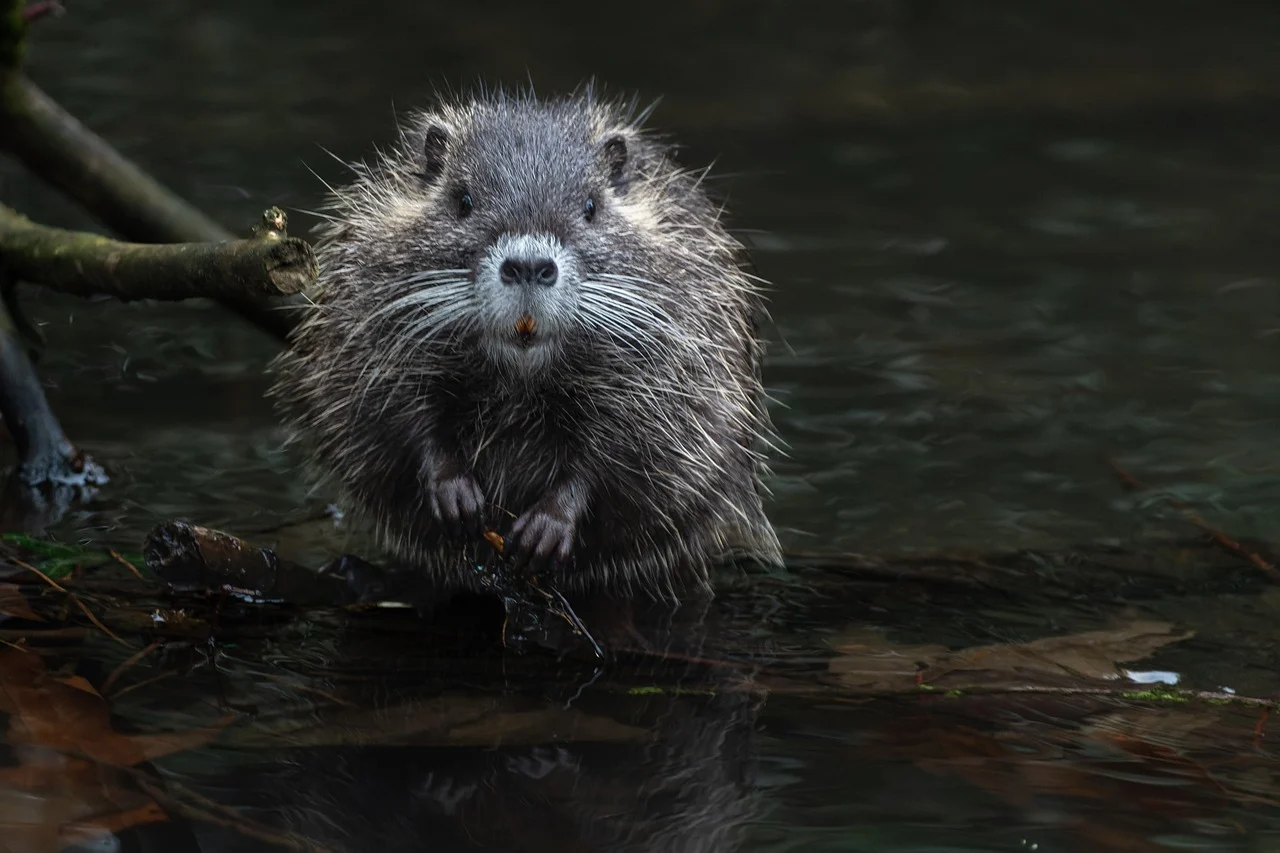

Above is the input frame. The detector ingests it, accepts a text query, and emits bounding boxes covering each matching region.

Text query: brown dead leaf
[0,748,162,853]
[54,675,100,697]
[827,626,949,691]
[0,648,234,766]
[923,620,1193,685]
[0,649,240,851]
[0,585,42,623]
[828,620,1194,692]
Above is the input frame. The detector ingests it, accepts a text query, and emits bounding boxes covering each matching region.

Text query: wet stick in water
[0,271,104,488]
[1107,455,1277,579]
[141,519,607,657]
[0,203,314,492]
[11,556,129,646]
[481,528,605,659]
[0,203,317,302]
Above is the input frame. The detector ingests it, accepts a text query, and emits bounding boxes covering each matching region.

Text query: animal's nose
[499,257,559,287]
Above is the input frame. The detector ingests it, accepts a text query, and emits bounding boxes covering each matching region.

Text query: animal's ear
[417,121,452,183]
[599,133,630,189]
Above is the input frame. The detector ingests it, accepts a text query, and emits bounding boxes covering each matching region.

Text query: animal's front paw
[427,470,486,540]
[507,503,576,573]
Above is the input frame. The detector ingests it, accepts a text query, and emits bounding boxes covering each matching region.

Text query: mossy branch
[0,71,303,339]
[0,0,298,500]
[0,203,317,302]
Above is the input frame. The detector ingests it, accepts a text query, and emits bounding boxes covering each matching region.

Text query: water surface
[3,1,1280,850]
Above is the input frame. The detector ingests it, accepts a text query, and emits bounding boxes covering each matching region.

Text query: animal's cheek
[419,223,483,272]
[573,230,633,266]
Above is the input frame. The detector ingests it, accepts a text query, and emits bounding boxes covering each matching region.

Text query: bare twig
[108,669,177,700]
[0,203,317,302]
[108,549,146,582]
[101,640,159,696]
[1107,456,1276,578]
[14,557,130,646]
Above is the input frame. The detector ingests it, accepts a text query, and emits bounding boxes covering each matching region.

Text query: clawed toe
[507,509,574,573]
[429,473,486,540]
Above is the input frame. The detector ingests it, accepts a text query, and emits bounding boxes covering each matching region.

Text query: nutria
[269,85,782,598]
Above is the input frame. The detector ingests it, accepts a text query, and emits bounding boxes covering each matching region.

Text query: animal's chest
[451,389,584,505]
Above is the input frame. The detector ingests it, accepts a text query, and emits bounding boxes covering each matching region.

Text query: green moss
[3,531,82,559]
[1,533,147,579]
[625,685,717,698]
[944,689,965,697]
[1121,684,1188,703]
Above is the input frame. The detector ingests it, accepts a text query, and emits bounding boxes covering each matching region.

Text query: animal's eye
[458,192,474,218]
[583,197,596,222]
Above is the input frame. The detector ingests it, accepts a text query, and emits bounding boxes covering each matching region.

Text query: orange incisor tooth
[515,314,537,336]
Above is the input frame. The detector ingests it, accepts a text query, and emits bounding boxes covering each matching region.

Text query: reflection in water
[161,598,764,853]
[1,541,1279,851]
[208,693,759,853]
[0,472,102,535]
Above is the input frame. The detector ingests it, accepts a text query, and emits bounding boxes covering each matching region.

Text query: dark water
[4,0,1280,850]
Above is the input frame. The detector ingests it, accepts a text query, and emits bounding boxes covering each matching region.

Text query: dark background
[3,0,1280,562]
[4,3,1280,850]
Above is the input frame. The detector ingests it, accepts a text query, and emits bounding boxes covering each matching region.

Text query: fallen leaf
[53,675,99,697]
[827,626,949,691]
[0,648,233,766]
[0,585,42,623]
[828,620,1194,691]
[0,648,240,851]
[0,747,163,852]
[923,620,1194,684]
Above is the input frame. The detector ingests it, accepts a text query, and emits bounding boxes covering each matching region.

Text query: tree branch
[0,264,104,487]
[0,73,303,339]
[0,203,317,302]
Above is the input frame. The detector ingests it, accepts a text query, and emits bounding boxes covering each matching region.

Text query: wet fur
[269,85,782,598]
